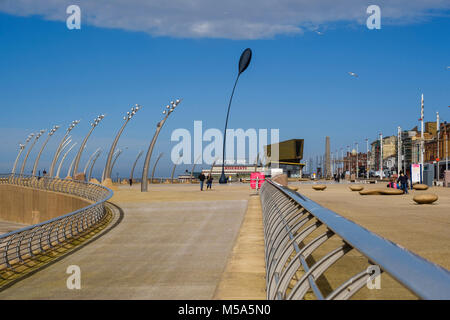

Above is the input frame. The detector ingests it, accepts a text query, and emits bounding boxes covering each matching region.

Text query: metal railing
[0,174,113,272]
[261,179,450,300]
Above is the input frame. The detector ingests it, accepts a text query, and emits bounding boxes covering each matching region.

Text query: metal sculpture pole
[209,157,219,176]
[150,152,164,184]
[130,150,143,183]
[49,120,80,177]
[67,145,85,178]
[20,130,45,176]
[55,141,76,178]
[219,48,252,184]
[11,133,34,174]
[32,125,59,176]
[190,155,202,183]
[102,105,141,182]
[170,154,183,184]
[84,148,101,175]
[141,99,181,192]
[110,149,123,181]
[72,114,105,178]
[54,135,72,166]
[88,149,102,181]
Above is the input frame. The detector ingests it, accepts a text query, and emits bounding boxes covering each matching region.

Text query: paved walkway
[0,184,253,299]
[292,182,450,271]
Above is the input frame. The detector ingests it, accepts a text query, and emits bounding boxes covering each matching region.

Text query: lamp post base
[219,172,227,184]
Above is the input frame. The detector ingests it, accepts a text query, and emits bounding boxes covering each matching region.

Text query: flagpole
[421,94,424,183]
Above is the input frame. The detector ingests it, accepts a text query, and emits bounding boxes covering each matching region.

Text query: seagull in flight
[348,72,358,77]
[315,31,323,35]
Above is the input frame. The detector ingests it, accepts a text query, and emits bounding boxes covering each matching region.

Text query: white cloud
[0,0,449,39]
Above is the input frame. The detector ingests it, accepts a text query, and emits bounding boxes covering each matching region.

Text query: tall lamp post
[12,133,34,174]
[436,112,439,181]
[84,148,101,177]
[102,105,141,183]
[355,142,359,179]
[380,133,383,180]
[87,149,102,182]
[219,48,252,184]
[110,149,124,182]
[32,125,59,176]
[49,120,80,177]
[55,142,76,178]
[365,138,369,178]
[170,153,183,184]
[72,114,105,179]
[141,99,181,192]
[20,129,46,176]
[130,150,143,184]
[150,152,164,184]
[420,94,424,183]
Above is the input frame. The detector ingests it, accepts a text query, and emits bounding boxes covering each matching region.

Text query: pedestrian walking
[206,174,213,190]
[129,178,133,186]
[397,172,408,194]
[198,173,206,191]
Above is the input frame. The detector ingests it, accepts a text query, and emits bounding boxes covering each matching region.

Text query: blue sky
[0,1,449,178]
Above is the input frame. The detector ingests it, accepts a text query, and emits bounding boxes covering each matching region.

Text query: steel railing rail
[261,179,450,300]
[0,173,113,272]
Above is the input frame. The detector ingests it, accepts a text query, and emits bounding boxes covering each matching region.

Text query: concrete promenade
[292,182,450,271]
[0,180,448,299]
[0,183,256,299]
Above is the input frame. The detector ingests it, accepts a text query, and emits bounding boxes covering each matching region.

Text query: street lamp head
[238,48,252,75]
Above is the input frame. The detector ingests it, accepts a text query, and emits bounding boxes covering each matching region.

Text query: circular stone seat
[413,194,438,204]
[288,186,299,191]
[312,185,327,191]
[359,188,403,195]
[413,184,429,190]
[349,185,364,191]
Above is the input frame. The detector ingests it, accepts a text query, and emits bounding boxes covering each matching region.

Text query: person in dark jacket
[198,173,206,191]
[397,172,408,194]
[206,174,213,190]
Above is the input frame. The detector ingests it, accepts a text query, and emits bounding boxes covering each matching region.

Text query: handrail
[0,173,113,271]
[260,179,450,300]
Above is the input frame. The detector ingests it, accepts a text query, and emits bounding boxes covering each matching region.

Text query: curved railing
[0,174,113,272]
[261,179,450,300]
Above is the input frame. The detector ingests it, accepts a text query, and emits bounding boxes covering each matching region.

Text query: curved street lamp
[53,135,73,171]
[20,129,46,176]
[32,125,59,176]
[130,150,143,183]
[49,120,80,177]
[170,153,183,184]
[88,149,102,182]
[141,99,182,192]
[109,149,124,182]
[11,133,34,174]
[56,142,77,178]
[72,114,105,179]
[219,48,252,184]
[102,105,141,182]
[190,155,202,183]
[150,152,164,184]
[84,148,101,176]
